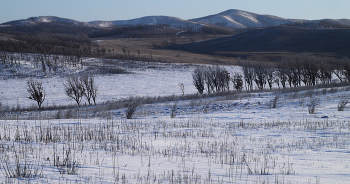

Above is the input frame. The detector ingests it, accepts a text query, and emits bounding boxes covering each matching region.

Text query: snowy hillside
[0,52,350,183]
[190,9,303,28]
[89,16,205,28]
[0,53,350,183]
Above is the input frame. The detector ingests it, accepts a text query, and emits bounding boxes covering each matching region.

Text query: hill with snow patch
[89,16,205,28]
[190,9,303,28]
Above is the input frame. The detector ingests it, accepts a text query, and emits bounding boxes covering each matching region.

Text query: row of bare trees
[192,66,231,94]
[32,54,82,74]
[27,75,97,109]
[243,55,350,91]
[0,52,21,66]
[0,51,83,75]
[193,55,350,94]
[0,33,93,56]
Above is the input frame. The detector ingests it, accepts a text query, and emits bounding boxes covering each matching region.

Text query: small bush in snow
[270,95,280,108]
[307,98,320,114]
[338,99,348,111]
[126,101,139,119]
[178,83,185,96]
[170,101,178,118]
[0,153,43,179]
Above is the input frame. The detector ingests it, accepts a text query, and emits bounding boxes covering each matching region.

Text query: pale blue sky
[1,0,349,24]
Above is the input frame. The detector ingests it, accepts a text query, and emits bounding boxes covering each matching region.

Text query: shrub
[307,98,320,114]
[338,99,348,111]
[53,148,78,175]
[0,153,43,179]
[178,83,185,96]
[270,96,280,108]
[170,101,178,118]
[126,101,139,119]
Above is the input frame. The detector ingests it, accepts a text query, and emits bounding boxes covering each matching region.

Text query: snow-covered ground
[0,55,349,183]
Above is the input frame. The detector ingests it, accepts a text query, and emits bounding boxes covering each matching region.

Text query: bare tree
[266,68,275,89]
[122,47,127,56]
[27,79,45,109]
[343,58,350,82]
[192,68,205,94]
[232,73,243,91]
[64,76,85,106]
[253,64,267,90]
[242,65,254,91]
[137,49,140,57]
[178,83,185,96]
[82,75,98,105]
[215,66,230,92]
[276,63,288,88]
[203,67,214,94]
[334,69,344,82]
[318,62,333,84]
[300,56,318,86]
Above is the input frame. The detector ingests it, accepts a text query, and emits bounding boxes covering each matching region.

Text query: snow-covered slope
[1,16,98,28]
[89,16,205,28]
[190,9,303,28]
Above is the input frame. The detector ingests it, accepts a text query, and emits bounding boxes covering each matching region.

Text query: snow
[0,55,349,183]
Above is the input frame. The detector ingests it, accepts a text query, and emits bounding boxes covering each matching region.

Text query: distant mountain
[190,9,303,28]
[1,10,350,35]
[168,26,350,57]
[0,16,105,34]
[89,10,350,30]
[89,16,205,28]
[1,16,97,28]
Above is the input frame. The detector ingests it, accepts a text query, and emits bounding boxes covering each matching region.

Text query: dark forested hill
[167,26,350,58]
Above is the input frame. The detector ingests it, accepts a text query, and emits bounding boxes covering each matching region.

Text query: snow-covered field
[0,55,350,183]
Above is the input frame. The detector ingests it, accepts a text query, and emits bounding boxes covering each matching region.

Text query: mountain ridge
[1,16,98,28]
[89,15,205,28]
[1,9,350,31]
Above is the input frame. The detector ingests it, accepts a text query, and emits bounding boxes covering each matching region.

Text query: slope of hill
[190,9,303,28]
[89,16,205,28]
[168,26,350,57]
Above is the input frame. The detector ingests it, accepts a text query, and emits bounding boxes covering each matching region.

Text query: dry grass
[95,35,242,65]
